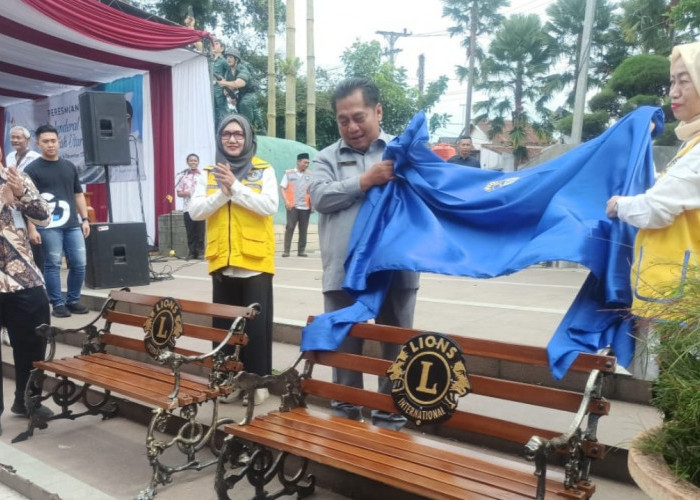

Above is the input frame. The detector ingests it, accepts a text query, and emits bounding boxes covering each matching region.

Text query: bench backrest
[301,320,615,450]
[98,289,252,369]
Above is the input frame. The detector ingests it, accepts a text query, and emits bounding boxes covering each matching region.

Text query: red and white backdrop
[0,0,215,245]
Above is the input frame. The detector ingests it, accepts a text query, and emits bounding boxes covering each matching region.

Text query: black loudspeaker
[85,222,150,289]
[79,91,130,166]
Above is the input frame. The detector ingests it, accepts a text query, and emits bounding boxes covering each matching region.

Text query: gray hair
[10,126,30,139]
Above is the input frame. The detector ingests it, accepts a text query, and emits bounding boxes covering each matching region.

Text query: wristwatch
[82,216,90,223]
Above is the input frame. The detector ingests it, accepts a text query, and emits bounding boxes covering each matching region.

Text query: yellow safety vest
[204,157,275,275]
[631,135,700,317]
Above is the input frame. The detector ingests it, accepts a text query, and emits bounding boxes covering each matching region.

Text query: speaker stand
[104,164,113,223]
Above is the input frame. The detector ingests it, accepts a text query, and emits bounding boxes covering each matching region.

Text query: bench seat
[14,289,258,500]
[224,407,573,500]
[33,353,227,409]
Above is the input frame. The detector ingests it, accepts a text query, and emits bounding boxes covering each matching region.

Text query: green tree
[619,0,674,54]
[592,22,634,83]
[441,0,507,133]
[588,88,622,117]
[555,111,610,142]
[144,0,286,50]
[474,14,557,165]
[542,0,615,106]
[669,0,700,34]
[609,53,670,98]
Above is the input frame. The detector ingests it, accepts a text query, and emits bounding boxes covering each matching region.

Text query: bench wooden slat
[35,357,211,409]
[108,289,254,319]
[46,357,204,401]
[311,320,615,373]
[99,333,243,372]
[305,351,598,414]
[84,354,217,396]
[226,420,505,500]
[34,359,179,409]
[102,310,247,345]
[300,378,560,445]
[62,357,210,402]
[257,409,566,498]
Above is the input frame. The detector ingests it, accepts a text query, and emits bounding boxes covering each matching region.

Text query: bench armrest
[35,309,105,361]
[525,351,612,498]
[230,354,305,425]
[156,304,260,401]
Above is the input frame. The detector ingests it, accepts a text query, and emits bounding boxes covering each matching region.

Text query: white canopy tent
[0,0,215,244]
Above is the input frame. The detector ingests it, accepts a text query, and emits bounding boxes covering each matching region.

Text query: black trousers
[183,211,205,258]
[283,208,311,254]
[0,285,50,414]
[212,272,273,376]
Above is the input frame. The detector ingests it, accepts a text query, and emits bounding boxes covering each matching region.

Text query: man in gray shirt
[309,77,419,430]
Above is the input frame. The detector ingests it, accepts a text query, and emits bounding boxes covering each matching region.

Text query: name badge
[338,160,357,167]
[11,209,26,230]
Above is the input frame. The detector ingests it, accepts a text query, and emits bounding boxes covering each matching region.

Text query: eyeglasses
[222,131,245,142]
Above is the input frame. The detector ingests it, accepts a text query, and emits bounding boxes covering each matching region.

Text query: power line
[376,29,412,65]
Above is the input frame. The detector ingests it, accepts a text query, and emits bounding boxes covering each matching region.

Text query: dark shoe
[66,302,89,314]
[52,305,71,318]
[186,254,196,261]
[281,253,290,257]
[11,402,54,419]
[298,253,308,257]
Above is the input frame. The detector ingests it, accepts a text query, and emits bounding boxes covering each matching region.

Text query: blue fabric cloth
[302,106,663,379]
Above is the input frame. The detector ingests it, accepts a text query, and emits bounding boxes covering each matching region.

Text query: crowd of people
[2,39,700,431]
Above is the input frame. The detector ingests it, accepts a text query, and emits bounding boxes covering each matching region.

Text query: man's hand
[28,223,41,244]
[360,160,395,192]
[606,195,621,219]
[81,219,91,238]
[214,163,236,197]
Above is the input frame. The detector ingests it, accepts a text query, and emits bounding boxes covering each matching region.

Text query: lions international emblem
[483,177,520,192]
[387,333,471,426]
[143,297,183,359]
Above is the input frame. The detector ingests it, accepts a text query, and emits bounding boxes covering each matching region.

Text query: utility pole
[375,29,411,65]
[417,54,425,95]
[306,0,316,148]
[285,0,296,140]
[571,0,596,144]
[266,0,276,137]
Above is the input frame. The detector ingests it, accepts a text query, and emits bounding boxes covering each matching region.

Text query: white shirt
[6,149,40,172]
[617,140,700,229]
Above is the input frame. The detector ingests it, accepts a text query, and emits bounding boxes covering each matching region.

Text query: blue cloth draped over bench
[302,106,664,379]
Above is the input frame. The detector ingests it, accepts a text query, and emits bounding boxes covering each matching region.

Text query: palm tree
[441,0,507,136]
[474,14,557,166]
[543,0,615,107]
[619,0,674,54]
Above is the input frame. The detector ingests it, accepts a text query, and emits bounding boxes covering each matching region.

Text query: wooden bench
[215,321,616,499]
[13,288,259,500]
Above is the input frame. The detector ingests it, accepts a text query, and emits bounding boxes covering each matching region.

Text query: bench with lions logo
[215,321,616,500]
[13,289,258,499]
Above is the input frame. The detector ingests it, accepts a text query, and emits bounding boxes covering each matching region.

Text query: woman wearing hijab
[606,41,700,379]
[189,114,278,405]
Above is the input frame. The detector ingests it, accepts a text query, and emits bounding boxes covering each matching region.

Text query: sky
[292,0,561,139]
